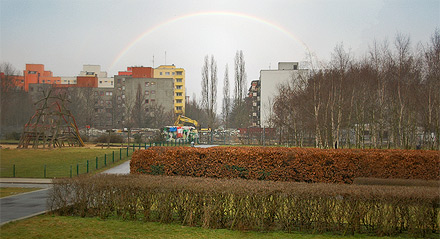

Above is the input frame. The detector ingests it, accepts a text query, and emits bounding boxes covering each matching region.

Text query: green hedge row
[49,174,440,237]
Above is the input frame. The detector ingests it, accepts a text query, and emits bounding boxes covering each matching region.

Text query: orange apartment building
[23,64,62,92]
[118,66,154,78]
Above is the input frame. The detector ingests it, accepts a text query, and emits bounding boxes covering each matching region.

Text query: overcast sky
[1,0,439,103]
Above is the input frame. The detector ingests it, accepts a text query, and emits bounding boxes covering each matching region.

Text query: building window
[99,81,102,84]
[176,106,182,111]
[176,85,182,90]
[151,81,156,85]
[176,78,183,82]
[176,71,183,75]
[106,91,112,96]
[122,86,125,90]
[165,72,170,75]
[176,99,182,103]
[145,82,150,87]
[151,99,156,104]
[28,71,37,74]
[176,92,182,96]
[117,79,121,84]
[111,81,113,85]
[151,90,155,94]
[160,72,163,75]
[122,94,125,99]
[145,99,149,104]
[94,92,98,96]
[145,90,149,95]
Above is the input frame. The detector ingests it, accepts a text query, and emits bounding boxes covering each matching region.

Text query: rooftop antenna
[165,51,167,65]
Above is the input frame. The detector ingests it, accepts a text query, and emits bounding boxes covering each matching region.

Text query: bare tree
[131,83,146,128]
[201,55,218,128]
[234,50,247,106]
[0,63,34,135]
[222,64,231,128]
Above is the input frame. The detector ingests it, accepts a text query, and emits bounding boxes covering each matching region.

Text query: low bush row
[130,147,440,183]
[49,174,439,237]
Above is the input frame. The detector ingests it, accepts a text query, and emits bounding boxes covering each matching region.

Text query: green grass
[0,187,42,198]
[0,215,408,239]
[0,147,134,178]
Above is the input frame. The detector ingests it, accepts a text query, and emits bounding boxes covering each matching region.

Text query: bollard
[104,154,107,166]
[126,147,129,156]
[96,157,98,169]
[44,164,47,178]
[70,165,72,178]
[13,164,15,178]
[139,143,141,149]
[112,151,115,163]
[77,164,79,176]
[87,160,89,173]
[119,148,122,160]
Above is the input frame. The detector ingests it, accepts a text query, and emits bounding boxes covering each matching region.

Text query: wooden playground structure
[18,90,84,149]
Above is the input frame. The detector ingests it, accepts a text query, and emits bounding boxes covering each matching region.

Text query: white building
[79,64,114,88]
[259,62,308,127]
[79,65,108,78]
[60,77,77,85]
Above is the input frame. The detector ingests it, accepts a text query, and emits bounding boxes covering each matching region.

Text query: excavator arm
[174,115,199,128]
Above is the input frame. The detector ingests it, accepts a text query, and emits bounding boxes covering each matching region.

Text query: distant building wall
[79,65,107,78]
[114,75,174,126]
[98,77,114,88]
[132,67,154,78]
[77,76,98,88]
[154,65,185,115]
[259,62,308,127]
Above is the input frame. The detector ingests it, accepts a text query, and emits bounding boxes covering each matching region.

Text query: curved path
[1,144,219,225]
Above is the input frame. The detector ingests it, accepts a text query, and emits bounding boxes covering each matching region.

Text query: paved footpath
[0,178,53,225]
[0,144,219,225]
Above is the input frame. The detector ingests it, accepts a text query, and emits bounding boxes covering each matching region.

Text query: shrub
[49,174,440,237]
[95,134,123,143]
[130,147,440,183]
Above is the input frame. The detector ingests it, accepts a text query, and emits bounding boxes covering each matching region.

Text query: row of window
[94,91,113,96]
[99,80,113,85]
[41,80,61,84]
[158,71,183,76]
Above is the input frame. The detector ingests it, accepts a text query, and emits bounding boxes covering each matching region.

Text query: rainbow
[109,11,311,71]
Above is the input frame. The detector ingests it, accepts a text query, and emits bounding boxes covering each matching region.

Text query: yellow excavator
[174,115,199,128]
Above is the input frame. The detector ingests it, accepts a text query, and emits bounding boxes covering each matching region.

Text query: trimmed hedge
[49,174,440,237]
[130,147,440,183]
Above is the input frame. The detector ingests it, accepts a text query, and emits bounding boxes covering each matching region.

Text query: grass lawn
[0,187,42,198]
[0,147,134,178]
[0,215,407,239]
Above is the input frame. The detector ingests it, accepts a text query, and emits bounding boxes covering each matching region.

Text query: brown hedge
[49,174,440,237]
[130,147,440,183]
